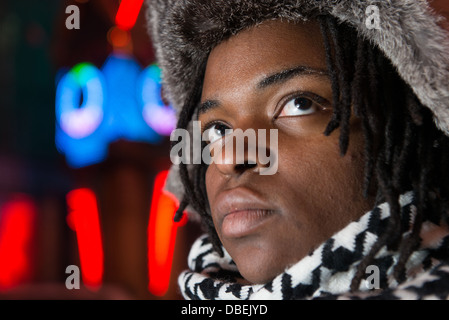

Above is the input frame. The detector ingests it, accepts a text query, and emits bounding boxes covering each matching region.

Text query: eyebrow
[198,65,329,115]
[198,99,220,115]
[257,66,328,89]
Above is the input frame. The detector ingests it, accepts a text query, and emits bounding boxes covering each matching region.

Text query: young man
[147,0,449,299]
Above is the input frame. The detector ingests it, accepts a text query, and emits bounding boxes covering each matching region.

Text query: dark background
[0,0,201,300]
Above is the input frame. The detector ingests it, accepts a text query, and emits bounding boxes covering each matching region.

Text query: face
[199,20,374,284]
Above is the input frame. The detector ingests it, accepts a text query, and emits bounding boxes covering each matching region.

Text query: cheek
[285,120,365,182]
[278,128,369,223]
[278,133,342,185]
[205,165,222,225]
[205,165,218,202]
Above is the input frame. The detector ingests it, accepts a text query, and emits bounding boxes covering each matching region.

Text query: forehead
[202,19,327,96]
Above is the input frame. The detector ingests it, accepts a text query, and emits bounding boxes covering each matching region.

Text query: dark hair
[173,15,449,291]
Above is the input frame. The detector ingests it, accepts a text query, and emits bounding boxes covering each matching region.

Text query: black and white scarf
[179,193,449,300]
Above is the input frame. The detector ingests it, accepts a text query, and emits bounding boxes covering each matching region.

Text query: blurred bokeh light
[0,0,201,300]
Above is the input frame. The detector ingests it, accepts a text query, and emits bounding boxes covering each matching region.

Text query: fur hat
[146,0,449,213]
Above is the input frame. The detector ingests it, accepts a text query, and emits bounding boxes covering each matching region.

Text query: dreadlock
[173,15,449,290]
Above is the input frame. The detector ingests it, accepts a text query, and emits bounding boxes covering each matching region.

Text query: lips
[214,188,278,238]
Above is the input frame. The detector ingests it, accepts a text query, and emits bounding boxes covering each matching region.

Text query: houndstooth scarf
[178,192,449,300]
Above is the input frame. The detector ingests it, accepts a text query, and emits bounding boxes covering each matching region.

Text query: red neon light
[148,171,187,296]
[0,195,36,291]
[115,0,144,31]
[66,188,103,290]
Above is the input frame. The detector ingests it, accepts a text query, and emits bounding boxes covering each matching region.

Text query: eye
[205,122,233,144]
[278,96,320,117]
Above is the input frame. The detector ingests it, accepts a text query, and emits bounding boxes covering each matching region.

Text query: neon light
[101,54,160,143]
[0,195,36,291]
[148,171,187,296]
[66,188,103,290]
[115,0,144,31]
[55,55,174,168]
[56,63,105,139]
[139,65,176,136]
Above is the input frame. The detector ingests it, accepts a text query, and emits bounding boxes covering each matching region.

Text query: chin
[234,253,288,284]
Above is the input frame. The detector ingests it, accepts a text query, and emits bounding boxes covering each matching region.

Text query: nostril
[235,161,257,173]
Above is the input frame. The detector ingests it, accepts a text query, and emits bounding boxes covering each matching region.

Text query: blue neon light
[55,53,174,168]
[56,63,105,139]
[138,65,176,136]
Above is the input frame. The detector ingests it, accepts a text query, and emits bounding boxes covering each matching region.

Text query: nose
[210,129,275,177]
[233,161,257,174]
